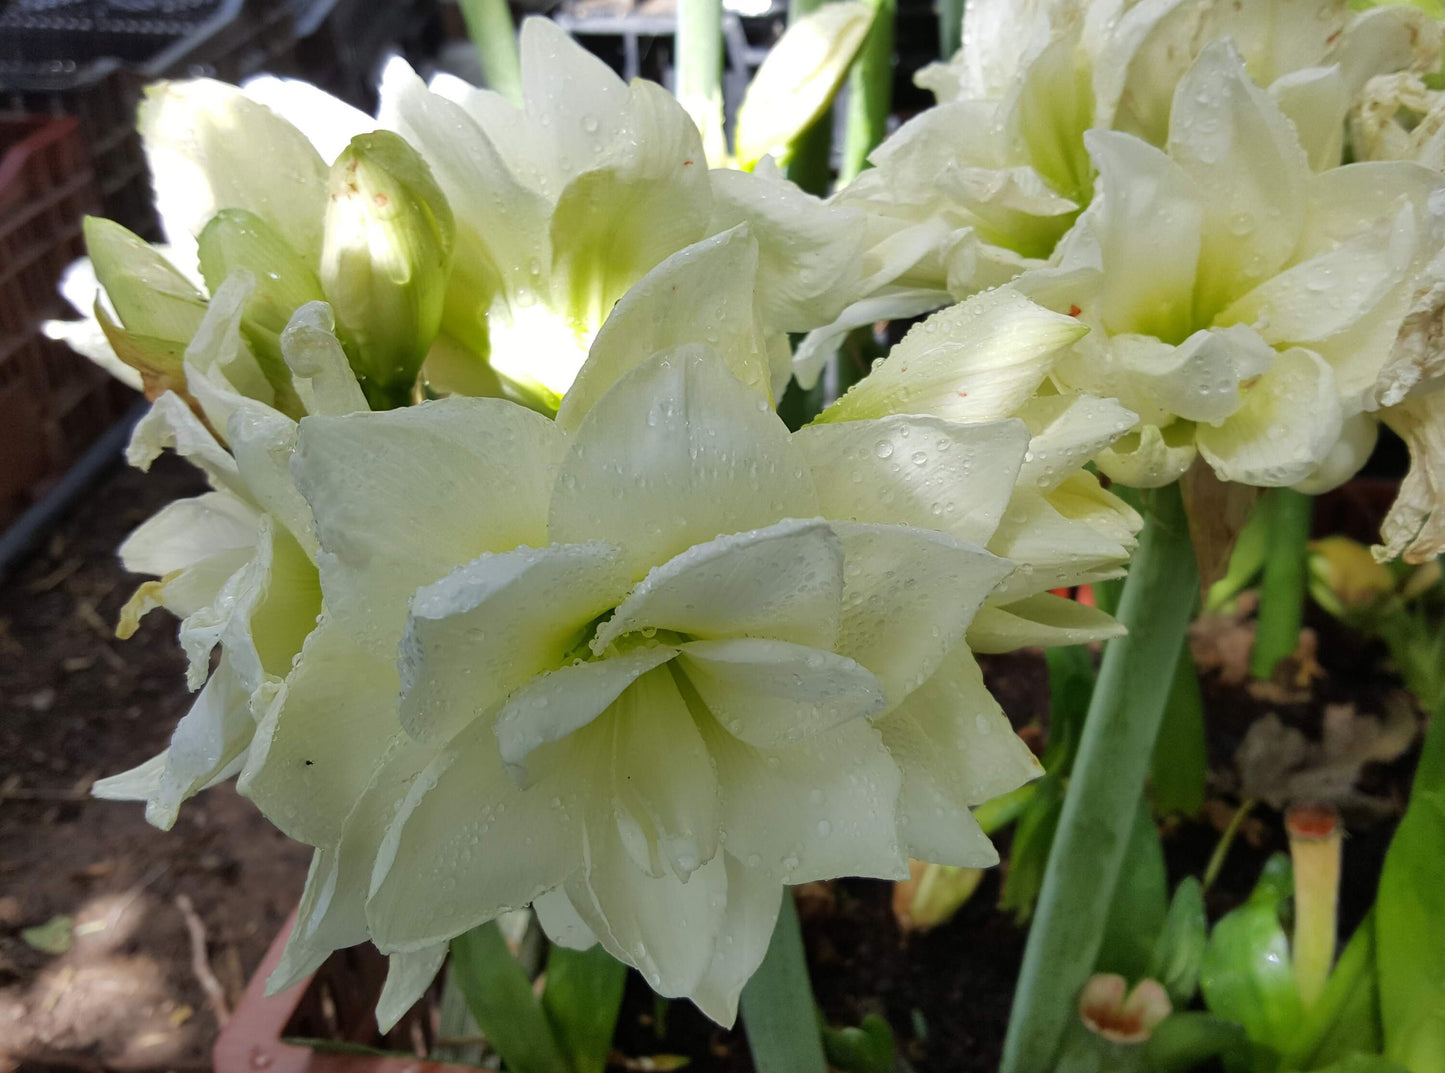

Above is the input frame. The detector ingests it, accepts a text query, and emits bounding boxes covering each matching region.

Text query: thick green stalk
[938,0,962,58]
[677,0,725,155]
[456,0,522,104]
[785,0,833,196]
[1000,483,1199,1073]
[838,0,895,184]
[1250,488,1313,679]
[740,891,827,1073]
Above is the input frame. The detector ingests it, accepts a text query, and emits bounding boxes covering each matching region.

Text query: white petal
[968,593,1126,654]
[1196,347,1344,486]
[677,638,886,749]
[139,79,328,266]
[794,414,1029,547]
[1013,394,1139,490]
[92,657,253,830]
[241,75,375,165]
[519,17,634,183]
[833,522,1013,705]
[1081,130,1202,342]
[378,56,550,309]
[292,397,568,654]
[400,542,634,744]
[876,652,1041,863]
[549,346,817,579]
[547,79,711,331]
[706,167,865,333]
[533,888,599,951]
[558,225,771,433]
[367,718,584,951]
[119,491,258,578]
[1271,66,1347,172]
[1167,41,1309,319]
[239,621,400,846]
[128,392,244,494]
[1095,422,1199,488]
[597,667,720,881]
[791,288,952,391]
[493,648,681,775]
[699,714,905,884]
[565,822,727,998]
[690,858,782,1027]
[280,302,369,417]
[818,287,1086,424]
[376,945,448,1032]
[986,489,1134,600]
[591,518,844,654]
[1293,412,1379,495]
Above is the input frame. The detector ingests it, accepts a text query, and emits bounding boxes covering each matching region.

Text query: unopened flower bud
[321,132,454,409]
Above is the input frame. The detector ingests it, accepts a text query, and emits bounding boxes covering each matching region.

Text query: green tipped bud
[198,208,324,415]
[320,132,455,409]
[83,216,207,341]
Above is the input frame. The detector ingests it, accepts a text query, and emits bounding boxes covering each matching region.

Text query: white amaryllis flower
[795,0,1441,385]
[237,248,1137,1025]
[1011,41,1445,500]
[299,17,862,408]
[50,21,861,415]
[92,281,366,827]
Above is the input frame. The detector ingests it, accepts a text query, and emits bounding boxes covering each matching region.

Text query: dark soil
[0,459,1418,1073]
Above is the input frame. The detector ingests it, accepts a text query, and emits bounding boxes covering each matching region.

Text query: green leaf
[449,920,573,1073]
[822,1013,895,1073]
[1376,788,1445,1073]
[1000,773,1064,922]
[541,944,628,1073]
[1097,800,1168,982]
[1200,854,1303,1056]
[20,915,74,955]
[1302,1058,1413,1073]
[1043,644,1096,774]
[1143,1012,1252,1073]
[1205,499,1269,612]
[740,892,827,1073]
[1151,646,1207,815]
[1149,878,1208,1008]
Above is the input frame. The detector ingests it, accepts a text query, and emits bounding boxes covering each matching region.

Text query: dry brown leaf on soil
[1233,696,1418,815]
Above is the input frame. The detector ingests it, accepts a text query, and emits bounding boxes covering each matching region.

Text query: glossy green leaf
[1200,854,1303,1056]
[541,944,628,1073]
[1043,643,1095,774]
[1149,877,1208,1008]
[1000,772,1064,922]
[1377,787,1445,1073]
[449,920,572,1073]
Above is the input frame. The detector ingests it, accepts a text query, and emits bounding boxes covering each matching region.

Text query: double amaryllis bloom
[60,13,1145,1027]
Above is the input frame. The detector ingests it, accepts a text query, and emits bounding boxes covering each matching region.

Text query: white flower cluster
[50,0,1445,1031]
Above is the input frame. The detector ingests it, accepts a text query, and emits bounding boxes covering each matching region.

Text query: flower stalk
[739,892,827,1073]
[1250,489,1314,679]
[1001,482,1199,1072]
[1286,804,1342,1011]
[456,0,523,104]
[839,0,894,185]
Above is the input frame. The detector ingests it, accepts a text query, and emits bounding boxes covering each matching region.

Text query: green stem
[1000,483,1199,1073]
[1250,488,1313,679]
[677,0,725,155]
[937,0,962,58]
[1201,799,1257,894]
[838,0,895,184]
[784,0,833,196]
[456,0,522,104]
[740,891,827,1073]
